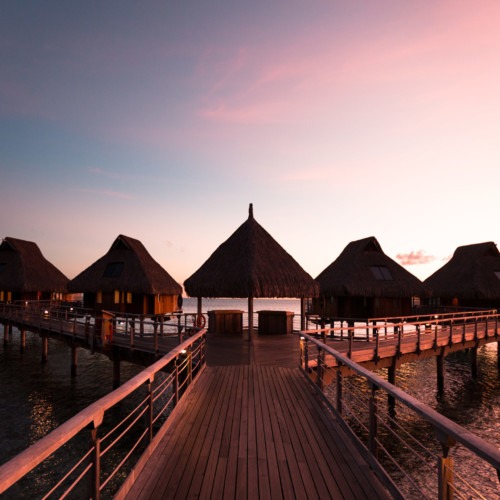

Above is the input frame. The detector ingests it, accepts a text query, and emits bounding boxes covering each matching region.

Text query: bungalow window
[126,292,132,304]
[0,291,3,301]
[97,290,102,303]
[114,290,120,304]
[103,262,124,278]
[494,271,500,280]
[371,266,393,281]
[7,291,11,301]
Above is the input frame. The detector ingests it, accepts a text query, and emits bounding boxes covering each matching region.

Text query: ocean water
[0,298,499,497]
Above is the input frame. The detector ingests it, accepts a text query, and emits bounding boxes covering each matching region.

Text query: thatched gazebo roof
[0,237,68,293]
[316,236,425,297]
[184,204,319,299]
[68,234,182,295]
[424,241,500,301]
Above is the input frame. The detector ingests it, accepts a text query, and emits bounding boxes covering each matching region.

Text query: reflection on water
[28,391,55,445]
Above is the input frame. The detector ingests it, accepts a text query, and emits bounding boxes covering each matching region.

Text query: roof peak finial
[249,203,253,219]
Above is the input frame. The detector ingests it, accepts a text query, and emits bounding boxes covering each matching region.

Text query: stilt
[113,353,121,389]
[3,323,10,345]
[41,336,48,363]
[388,364,396,417]
[71,343,78,378]
[470,347,478,379]
[437,353,445,396]
[20,329,26,353]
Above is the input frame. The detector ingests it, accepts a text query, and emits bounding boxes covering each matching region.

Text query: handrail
[0,302,206,355]
[0,329,207,496]
[299,331,500,497]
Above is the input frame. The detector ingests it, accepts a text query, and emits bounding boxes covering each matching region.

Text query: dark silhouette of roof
[0,237,68,293]
[316,236,425,297]
[68,234,182,295]
[424,241,500,300]
[184,204,319,298]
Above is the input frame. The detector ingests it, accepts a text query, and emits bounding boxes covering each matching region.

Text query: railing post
[369,383,378,458]
[374,327,380,361]
[474,318,478,341]
[316,344,323,390]
[462,319,467,344]
[396,324,402,358]
[416,324,421,354]
[154,323,159,354]
[436,434,455,500]
[174,355,180,405]
[336,366,342,415]
[304,338,309,371]
[348,326,353,359]
[147,378,154,443]
[90,426,101,500]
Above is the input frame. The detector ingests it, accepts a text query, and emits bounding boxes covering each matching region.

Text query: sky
[1,0,500,290]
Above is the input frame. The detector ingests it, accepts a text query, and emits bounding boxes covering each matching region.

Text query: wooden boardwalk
[119,334,391,499]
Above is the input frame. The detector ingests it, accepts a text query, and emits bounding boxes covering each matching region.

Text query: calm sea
[0,298,499,497]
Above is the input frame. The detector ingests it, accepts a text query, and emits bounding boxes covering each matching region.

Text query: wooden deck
[119,334,391,499]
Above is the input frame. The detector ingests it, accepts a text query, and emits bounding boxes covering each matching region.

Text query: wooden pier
[116,334,391,499]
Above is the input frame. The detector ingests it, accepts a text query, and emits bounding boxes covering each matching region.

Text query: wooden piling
[41,336,48,363]
[20,329,26,353]
[437,353,444,395]
[470,347,478,379]
[3,323,9,345]
[71,343,78,378]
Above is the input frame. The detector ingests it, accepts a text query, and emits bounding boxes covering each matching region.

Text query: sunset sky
[1,1,500,290]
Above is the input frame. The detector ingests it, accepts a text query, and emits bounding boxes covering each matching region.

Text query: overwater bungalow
[68,234,182,315]
[0,236,68,303]
[424,241,500,310]
[313,236,425,319]
[184,204,319,339]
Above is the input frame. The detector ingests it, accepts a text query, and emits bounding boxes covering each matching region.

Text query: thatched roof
[68,234,182,295]
[184,204,319,298]
[424,242,500,300]
[316,236,425,297]
[0,237,68,293]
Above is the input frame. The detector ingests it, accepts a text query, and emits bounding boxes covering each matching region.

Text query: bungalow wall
[0,290,65,303]
[83,291,179,315]
[312,295,415,319]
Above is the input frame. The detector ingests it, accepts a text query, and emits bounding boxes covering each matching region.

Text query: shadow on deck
[117,332,392,499]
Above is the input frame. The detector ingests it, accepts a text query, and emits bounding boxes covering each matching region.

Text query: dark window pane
[103,262,124,278]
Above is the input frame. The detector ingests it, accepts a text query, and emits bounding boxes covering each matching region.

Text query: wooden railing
[0,301,206,355]
[0,329,206,499]
[299,332,500,498]
[300,311,500,362]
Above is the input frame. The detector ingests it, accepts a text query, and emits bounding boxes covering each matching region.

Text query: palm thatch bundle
[68,234,181,295]
[0,237,68,292]
[424,242,500,300]
[316,236,425,298]
[184,204,319,298]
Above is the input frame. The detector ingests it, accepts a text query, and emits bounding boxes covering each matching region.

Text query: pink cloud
[396,250,436,266]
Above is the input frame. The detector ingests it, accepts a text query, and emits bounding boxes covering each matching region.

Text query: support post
[436,434,455,500]
[71,343,78,378]
[90,427,101,500]
[197,297,202,316]
[248,295,254,344]
[20,329,26,353]
[470,347,478,379]
[300,297,306,332]
[3,322,10,345]
[437,353,445,396]
[41,336,48,363]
